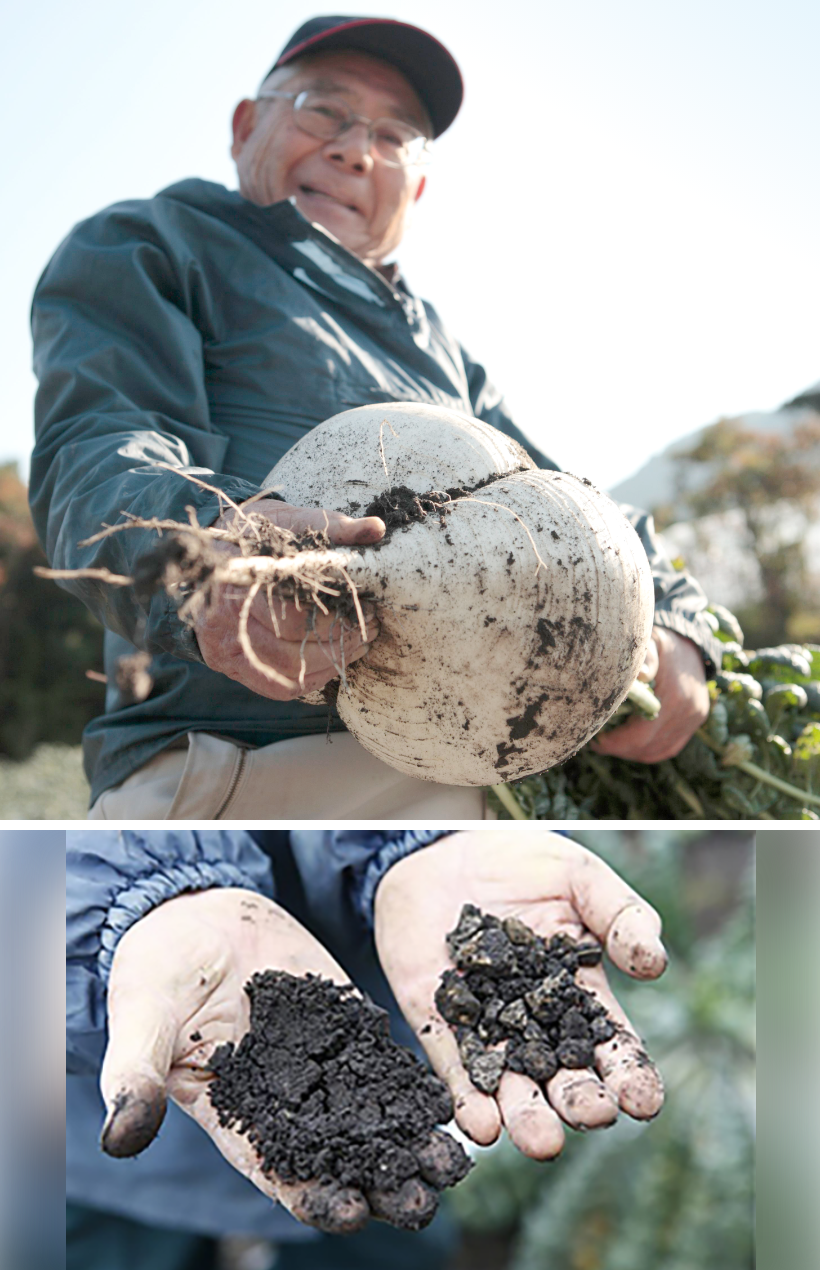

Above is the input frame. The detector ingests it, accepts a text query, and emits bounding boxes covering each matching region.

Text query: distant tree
[665,415,820,647]
[0,464,105,759]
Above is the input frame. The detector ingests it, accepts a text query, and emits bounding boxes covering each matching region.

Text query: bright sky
[3,0,818,490]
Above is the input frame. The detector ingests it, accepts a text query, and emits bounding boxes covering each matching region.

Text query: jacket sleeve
[289,830,448,944]
[618,505,723,674]
[66,829,273,1077]
[30,203,261,664]
[289,829,571,944]
[459,346,721,673]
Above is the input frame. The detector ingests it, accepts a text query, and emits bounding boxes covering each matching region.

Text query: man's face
[231,51,429,267]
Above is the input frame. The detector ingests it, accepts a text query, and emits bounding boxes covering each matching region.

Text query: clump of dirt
[364,485,452,529]
[362,466,533,540]
[435,906,616,1095]
[208,971,471,1230]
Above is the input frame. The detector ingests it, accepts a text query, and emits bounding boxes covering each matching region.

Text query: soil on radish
[435,906,619,1094]
[208,972,471,1229]
[361,467,532,545]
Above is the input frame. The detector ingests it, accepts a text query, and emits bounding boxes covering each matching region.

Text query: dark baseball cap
[264,15,463,138]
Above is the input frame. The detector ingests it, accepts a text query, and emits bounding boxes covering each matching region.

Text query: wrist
[365,831,452,928]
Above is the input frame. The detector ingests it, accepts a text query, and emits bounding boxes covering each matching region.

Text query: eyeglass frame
[255,89,433,169]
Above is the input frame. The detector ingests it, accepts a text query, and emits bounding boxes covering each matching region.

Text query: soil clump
[435,906,616,1094]
[208,971,471,1230]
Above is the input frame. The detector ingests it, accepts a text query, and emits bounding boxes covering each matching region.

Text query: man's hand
[592,626,710,763]
[99,887,408,1234]
[374,832,667,1161]
[194,500,385,700]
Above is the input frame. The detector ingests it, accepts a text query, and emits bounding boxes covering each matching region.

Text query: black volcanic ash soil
[208,971,471,1229]
[435,906,616,1095]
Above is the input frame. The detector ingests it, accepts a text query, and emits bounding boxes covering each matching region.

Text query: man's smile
[297,184,364,216]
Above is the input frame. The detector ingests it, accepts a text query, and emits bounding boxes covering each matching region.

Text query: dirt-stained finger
[497,1070,565,1160]
[576,967,665,1120]
[367,1177,440,1231]
[248,586,379,643]
[605,903,668,980]
[415,1018,501,1146]
[100,1079,166,1158]
[416,1130,473,1189]
[546,1066,619,1130]
[280,1178,371,1235]
[260,503,386,547]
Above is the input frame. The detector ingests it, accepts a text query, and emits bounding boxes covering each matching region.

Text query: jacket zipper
[214,747,248,819]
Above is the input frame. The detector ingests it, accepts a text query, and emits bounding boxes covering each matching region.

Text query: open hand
[374,832,667,1160]
[592,626,710,762]
[99,887,426,1233]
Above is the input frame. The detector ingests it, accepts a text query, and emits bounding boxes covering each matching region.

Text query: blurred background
[446,828,756,1270]
[1,0,818,812]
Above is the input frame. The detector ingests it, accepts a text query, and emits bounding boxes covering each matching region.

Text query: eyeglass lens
[293,92,427,167]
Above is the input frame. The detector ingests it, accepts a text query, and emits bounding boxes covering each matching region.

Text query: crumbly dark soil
[208,972,471,1227]
[362,467,532,543]
[435,906,616,1094]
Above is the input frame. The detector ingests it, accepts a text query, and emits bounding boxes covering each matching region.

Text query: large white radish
[264,403,654,786]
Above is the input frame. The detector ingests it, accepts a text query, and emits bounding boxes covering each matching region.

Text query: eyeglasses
[256,89,432,169]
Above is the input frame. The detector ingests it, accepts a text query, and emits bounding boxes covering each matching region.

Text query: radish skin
[266,404,655,786]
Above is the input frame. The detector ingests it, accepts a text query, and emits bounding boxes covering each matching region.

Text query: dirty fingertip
[606,905,667,979]
[453,1088,501,1145]
[617,1064,665,1120]
[351,515,386,543]
[368,1178,439,1231]
[100,1086,166,1158]
[289,1181,370,1235]
[416,1130,472,1188]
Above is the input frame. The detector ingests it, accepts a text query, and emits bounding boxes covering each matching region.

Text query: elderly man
[31,15,720,818]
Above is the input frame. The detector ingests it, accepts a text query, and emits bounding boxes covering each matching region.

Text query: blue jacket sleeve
[30,201,261,663]
[66,829,273,1076]
[290,830,570,949]
[289,830,448,944]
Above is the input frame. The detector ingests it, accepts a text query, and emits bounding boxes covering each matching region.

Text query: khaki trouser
[88,731,492,821]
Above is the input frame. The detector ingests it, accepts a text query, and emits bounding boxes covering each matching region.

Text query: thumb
[325,511,386,546]
[99,974,178,1158]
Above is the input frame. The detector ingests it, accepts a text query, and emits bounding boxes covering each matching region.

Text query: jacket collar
[158,179,429,341]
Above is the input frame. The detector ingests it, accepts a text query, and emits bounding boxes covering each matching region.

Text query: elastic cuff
[652,610,723,677]
[358,830,448,927]
[98,860,260,985]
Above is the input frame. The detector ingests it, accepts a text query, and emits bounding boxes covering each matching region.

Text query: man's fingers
[204,610,378,700]
[637,638,660,682]
[100,1079,167,1158]
[367,1178,439,1231]
[415,1129,472,1189]
[546,1067,619,1130]
[259,503,386,547]
[325,512,386,546]
[568,847,668,981]
[577,967,665,1120]
[99,984,177,1157]
[168,1071,370,1232]
[605,903,668,979]
[497,1070,565,1159]
[279,1178,371,1235]
[414,1018,501,1145]
[248,586,378,643]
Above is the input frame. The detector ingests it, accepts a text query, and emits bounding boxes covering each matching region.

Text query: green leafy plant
[490,604,820,820]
